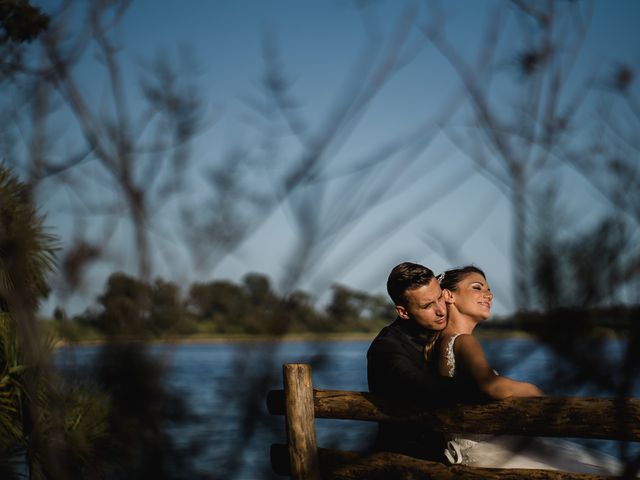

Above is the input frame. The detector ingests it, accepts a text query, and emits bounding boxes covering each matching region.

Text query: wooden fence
[266,363,640,479]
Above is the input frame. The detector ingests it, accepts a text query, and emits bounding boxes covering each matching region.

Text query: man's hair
[386,262,435,306]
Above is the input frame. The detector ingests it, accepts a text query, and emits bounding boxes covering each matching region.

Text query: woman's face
[450,272,493,321]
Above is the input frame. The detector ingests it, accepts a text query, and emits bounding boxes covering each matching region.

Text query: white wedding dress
[442,334,624,475]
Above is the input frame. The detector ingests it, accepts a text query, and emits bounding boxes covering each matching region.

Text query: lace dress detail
[445,333,462,378]
[441,334,621,474]
[443,333,487,464]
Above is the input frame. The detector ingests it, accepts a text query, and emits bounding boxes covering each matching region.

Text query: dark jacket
[367,318,472,460]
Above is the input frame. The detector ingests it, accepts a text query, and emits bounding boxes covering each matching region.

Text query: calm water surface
[54,338,640,479]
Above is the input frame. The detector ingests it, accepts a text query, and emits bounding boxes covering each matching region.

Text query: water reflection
[54,338,639,479]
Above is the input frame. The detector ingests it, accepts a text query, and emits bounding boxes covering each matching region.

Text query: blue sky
[28,0,640,316]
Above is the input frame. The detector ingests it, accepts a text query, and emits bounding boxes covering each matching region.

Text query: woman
[435,266,542,399]
[431,265,622,474]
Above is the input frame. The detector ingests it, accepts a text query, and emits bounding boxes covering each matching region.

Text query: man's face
[396,279,447,331]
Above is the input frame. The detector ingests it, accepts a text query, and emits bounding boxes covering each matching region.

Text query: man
[367,262,470,460]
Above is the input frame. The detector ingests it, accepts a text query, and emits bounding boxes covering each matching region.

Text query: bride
[431,265,622,475]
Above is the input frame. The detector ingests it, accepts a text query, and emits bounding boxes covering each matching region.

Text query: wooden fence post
[283,363,321,480]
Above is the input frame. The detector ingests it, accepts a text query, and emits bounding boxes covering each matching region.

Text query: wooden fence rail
[267,363,640,480]
[267,390,640,441]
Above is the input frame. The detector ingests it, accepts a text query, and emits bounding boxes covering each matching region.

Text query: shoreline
[52,329,538,348]
[53,332,378,348]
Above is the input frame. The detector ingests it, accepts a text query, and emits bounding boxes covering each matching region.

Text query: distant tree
[325,283,390,331]
[363,293,395,323]
[325,284,363,325]
[242,272,276,308]
[97,272,152,337]
[186,280,247,332]
[52,305,66,321]
[280,289,321,332]
[150,279,184,335]
[241,272,283,333]
[185,282,210,319]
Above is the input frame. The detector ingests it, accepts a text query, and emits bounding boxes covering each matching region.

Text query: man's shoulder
[368,321,410,355]
[370,321,401,342]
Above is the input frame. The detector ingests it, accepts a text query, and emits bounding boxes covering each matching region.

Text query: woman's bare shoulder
[452,333,478,345]
[435,332,461,352]
[452,333,484,356]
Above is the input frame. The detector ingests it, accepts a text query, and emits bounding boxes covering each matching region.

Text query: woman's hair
[423,331,440,364]
[386,262,435,306]
[438,265,485,292]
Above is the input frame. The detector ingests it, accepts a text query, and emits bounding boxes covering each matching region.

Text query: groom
[367,262,469,460]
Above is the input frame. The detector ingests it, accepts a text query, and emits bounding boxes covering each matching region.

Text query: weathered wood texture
[268,388,640,441]
[269,363,639,479]
[283,364,321,480]
[270,444,615,480]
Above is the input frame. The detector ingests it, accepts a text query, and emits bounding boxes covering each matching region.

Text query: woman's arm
[454,334,544,399]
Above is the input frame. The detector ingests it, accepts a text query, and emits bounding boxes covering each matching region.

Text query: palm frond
[0,165,59,312]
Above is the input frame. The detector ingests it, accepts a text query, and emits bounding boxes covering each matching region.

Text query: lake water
[54,338,640,479]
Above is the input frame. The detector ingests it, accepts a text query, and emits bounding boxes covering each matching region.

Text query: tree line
[50,267,637,343]
[50,272,396,340]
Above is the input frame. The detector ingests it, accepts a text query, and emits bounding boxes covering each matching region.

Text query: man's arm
[367,335,467,403]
